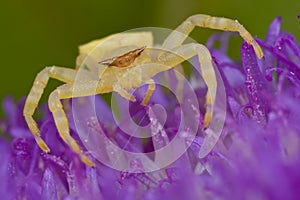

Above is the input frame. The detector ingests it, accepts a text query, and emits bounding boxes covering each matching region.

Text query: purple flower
[1,15,300,199]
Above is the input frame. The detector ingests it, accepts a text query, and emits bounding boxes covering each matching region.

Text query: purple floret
[1,15,300,200]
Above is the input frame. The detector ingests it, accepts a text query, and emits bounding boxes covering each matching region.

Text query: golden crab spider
[23,14,264,167]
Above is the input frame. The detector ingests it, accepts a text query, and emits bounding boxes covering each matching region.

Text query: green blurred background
[0,0,299,109]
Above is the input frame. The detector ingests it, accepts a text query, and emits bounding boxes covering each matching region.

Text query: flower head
[1,15,300,199]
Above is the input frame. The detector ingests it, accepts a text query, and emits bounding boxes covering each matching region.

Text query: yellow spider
[23,14,263,167]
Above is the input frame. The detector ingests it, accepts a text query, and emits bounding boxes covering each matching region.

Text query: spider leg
[141,79,155,106]
[48,83,102,167]
[23,66,79,153]
[157,43,221,159]
[114,84,136,102]
[162,14,263,59]
[48,79,139,166]
[158,43,216,129]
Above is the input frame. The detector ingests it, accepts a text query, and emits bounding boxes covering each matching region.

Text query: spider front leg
[23,66,78,153]
[158,43,217,129]
[162,14,263,59]
[48,79,142,166]
[48,83,100,167]
[114,84,136,102]
[114,77,155,105]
